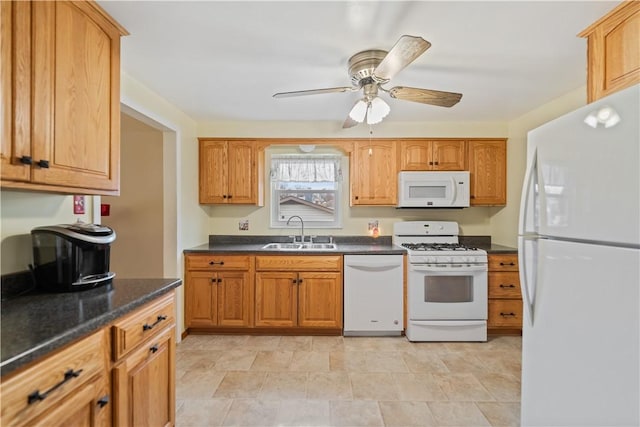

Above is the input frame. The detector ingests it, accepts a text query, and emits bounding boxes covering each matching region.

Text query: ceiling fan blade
[373,35,431,82]
[342,115,359,129]
[388,86,462,107]
[273,86,356,98]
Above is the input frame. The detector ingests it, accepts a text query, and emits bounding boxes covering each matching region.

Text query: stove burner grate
[401,243,479,251]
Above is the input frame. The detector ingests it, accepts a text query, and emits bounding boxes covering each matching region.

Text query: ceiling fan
[273,35,463,128]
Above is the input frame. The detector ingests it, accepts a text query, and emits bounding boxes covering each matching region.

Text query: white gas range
[393,221,488,342]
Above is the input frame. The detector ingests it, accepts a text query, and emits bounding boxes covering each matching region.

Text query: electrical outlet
[239,219,249,231]
[73,195,85,214]
[368,220,379,232]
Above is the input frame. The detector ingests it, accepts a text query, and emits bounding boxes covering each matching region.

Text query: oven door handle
[411,265,487,273]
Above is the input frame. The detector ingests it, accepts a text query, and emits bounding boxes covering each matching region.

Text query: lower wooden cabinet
[112,326,175,427]
[0,291,177,427]
[30,375,110,427]
[111,291,176,426]
[487,253,523,333]
[185,254,254,330]
[255,255,343,331]
[0,329,111,427]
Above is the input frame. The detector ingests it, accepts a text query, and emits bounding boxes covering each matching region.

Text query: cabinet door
[255,272,297,327]
[227,141,256,204]
[0,1,31,182]
[30,1,121,191]
[298,272,342,328]
[112,327,175,427]
[351,140,397,205]
[199,140,228,204]
[30,375,110,427]
[185,271,217,328]
[218,271,252,327]
[399,140,432,170]
[431,140,466,170]
[581,1,640,102]
[468,140,506,206]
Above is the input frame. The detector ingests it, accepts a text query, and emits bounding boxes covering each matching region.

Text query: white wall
[119,72,201,336]
[0,192,93,273]
[102,114,164,278]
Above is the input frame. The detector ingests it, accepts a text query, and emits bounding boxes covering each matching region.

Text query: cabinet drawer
[256,255,342,271]
[112,291,175,361]
[0,329,108,427]
[488,300,523,328]
[488,254,518,271]
[488,272,521,298]
[186,254,251,271]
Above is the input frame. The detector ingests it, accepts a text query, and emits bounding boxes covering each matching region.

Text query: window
[270,155,342,228]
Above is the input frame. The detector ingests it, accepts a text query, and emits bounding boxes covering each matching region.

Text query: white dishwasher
[343,254,404,336]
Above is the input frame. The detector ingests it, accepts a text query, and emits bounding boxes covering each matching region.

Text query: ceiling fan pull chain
[368,127,373,156]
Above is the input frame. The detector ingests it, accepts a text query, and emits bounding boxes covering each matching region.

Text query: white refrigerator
[519,83,640,427]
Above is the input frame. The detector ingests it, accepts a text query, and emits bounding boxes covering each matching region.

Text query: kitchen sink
[301,243,337,250]
[261,242,337,251]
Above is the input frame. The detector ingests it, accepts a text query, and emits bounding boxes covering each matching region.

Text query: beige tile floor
[176,335,522,427]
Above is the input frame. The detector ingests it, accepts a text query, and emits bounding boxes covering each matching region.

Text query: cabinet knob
[355,196,359,200]
[500,312,516,317]
[217,278,222,283]
[228,195,232,199]
[499,284,516,288]
[150,345,159,353]
[97,395,109,408]
[499,262,516,266]
[19,155,32,165]
[222,195,227,199]
[36,159,50,168]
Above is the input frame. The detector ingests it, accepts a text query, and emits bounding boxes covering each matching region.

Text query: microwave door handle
[450,176,457,205]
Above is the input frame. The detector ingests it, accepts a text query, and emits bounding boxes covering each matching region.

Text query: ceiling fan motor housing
[348,50,388,86]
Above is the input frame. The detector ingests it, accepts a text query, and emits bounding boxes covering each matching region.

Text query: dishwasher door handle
[346,262,402,272]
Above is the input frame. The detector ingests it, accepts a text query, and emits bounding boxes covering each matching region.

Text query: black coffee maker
[31,222,116,292]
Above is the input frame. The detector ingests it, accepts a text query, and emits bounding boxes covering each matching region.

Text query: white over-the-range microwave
[397,171,470,208]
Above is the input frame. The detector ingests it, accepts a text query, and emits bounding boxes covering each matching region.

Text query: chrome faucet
[286,215,304,243]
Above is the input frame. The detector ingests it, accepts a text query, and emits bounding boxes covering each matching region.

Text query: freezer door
[527,84,640,246]
[521,238,639,426]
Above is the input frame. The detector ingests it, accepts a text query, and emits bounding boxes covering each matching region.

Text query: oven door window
[425,275,473,303]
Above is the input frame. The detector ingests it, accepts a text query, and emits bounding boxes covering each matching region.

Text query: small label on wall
[239,219,249,231]
[73,195,85,215]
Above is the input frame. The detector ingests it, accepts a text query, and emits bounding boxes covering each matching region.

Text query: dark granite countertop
[0,278,182,377]
[184,235,406,255]
[482,243,518,254]
[184,235,517,255]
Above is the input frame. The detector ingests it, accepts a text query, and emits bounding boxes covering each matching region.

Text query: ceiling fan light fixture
[348,99,368,122]
[366,96,390,125]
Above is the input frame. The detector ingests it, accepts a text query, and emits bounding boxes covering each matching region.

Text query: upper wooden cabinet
[1,1,127,195]
[199,139,260,204]
[579,1,640,102]
[400,139,466,171]
[467,140,507,206]
[350,140,398,205]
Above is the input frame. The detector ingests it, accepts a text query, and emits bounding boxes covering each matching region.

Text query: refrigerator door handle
[518,147,537,235]
[518,236,536,326]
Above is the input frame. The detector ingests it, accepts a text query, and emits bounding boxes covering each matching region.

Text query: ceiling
[98,1,617,125]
